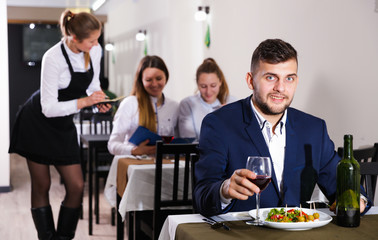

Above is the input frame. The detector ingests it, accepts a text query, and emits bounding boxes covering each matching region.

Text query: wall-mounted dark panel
[8,24,41,136]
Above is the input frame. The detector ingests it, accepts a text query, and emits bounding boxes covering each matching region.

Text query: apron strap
[60,43,74,74]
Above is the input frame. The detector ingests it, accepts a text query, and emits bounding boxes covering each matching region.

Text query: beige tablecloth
[116,157,172,197]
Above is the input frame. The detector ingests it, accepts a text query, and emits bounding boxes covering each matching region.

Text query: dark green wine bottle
[336,134,360,227]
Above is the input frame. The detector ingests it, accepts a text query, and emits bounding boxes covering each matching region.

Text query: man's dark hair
[250,39,297,74]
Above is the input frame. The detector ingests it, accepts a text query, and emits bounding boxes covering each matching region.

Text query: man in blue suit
[193,39,368,217]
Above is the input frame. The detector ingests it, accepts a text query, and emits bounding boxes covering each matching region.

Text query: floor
[0,154,119,240]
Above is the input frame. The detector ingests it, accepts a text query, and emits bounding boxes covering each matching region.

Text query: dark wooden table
[175,214,378,240]
[80,134,110,235]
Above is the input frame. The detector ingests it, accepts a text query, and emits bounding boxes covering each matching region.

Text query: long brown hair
[60,10,102,69]
[130,56,169,133]
[196,58,230,104]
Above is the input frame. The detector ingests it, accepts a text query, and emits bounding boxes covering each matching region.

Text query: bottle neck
[343,135,353,159]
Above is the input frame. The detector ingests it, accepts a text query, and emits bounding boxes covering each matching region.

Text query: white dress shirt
[107,95,179,156]
[178,93,237,139]
[251,100,287,193]
[40,40,102,118]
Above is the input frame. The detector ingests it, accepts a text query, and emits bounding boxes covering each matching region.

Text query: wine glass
[160,125,174,143]
[245,156,272,225]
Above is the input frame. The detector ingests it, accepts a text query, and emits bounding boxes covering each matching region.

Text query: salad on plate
[248,207,333,231]
[265,208,320,223]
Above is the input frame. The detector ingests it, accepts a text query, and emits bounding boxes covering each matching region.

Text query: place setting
[244,156,333,231]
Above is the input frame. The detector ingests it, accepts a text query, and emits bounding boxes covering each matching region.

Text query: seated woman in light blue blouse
[178,58,236,140]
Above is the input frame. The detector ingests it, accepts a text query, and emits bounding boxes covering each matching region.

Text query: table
[80,134,110,235]
[104,155,153,207]
[105,156,190,217]
[104,156,190,240]
[159,207,378,240]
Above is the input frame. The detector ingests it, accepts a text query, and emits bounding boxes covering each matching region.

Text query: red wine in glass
[161,136,174,143]
[250,175,271,192]
[246,156,272,225]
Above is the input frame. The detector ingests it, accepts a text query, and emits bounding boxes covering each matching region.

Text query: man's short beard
[253,94,291,116]
[256,101,286,115]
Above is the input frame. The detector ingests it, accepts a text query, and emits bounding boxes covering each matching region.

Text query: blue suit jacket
[193,96,340,216]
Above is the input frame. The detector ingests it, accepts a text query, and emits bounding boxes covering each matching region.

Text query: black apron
[9,43,94,165]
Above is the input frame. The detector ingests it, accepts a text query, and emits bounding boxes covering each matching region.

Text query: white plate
[248,207,332,231]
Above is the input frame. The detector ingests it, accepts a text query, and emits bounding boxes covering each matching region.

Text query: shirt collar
[150,94,165,107]
[250,97,287,134]
[198,93,222,110]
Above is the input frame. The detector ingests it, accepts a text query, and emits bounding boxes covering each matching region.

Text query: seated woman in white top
[108,55,178,156]
[178,58,236,140]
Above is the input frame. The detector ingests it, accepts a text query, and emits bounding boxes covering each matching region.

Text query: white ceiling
[7,0,97,8]
[6,0,119,14]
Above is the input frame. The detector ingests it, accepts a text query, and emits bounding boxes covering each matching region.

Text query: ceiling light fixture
[105,43,114,51]
[194,6,210,21]
[136,30,147,41]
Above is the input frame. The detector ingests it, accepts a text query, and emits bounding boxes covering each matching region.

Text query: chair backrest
[79,107,113,135]
[190,153,200,213]
[79,107,95,134]
[360,143,378,204]
[153,140,198,239]
[337,146,376,162]
[92,112,113,135]
[338,143,378,204]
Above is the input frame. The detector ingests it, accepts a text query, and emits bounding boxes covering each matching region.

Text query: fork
[203,217,231,230]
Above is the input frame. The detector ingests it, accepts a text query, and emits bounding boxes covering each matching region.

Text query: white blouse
[178,93,237,139]
[40,40,102,118]
[107,95,179,156]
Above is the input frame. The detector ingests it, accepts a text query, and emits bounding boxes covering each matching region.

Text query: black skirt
[9,91,80,165]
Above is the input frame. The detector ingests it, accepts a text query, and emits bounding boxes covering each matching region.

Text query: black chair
[92,112,113,135]
[79,108,115,225]
[79,109,113,179]
[79,106,95,134]
[91,112,115,225]
[359,143,378,204]
[337,145,376,163]
[76,107,95,220]
[79,107,96,181]
[338,143,378,204]
[190,153,199,213]
[137,141,199,240]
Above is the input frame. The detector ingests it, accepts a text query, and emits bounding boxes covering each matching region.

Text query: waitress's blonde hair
[130,56,169,133]
[60,10,102,69]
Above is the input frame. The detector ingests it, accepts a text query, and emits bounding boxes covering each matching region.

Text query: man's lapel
[282,109,299,203]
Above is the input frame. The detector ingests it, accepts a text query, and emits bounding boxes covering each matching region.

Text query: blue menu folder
[129,126,162,146]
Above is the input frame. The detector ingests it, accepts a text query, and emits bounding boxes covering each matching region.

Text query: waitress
[9,10,110,240]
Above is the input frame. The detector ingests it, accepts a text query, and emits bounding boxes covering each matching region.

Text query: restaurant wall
[105,0,378,149]
[204,0,378,150]
[104,0,203,101]
[0,0,11,191]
